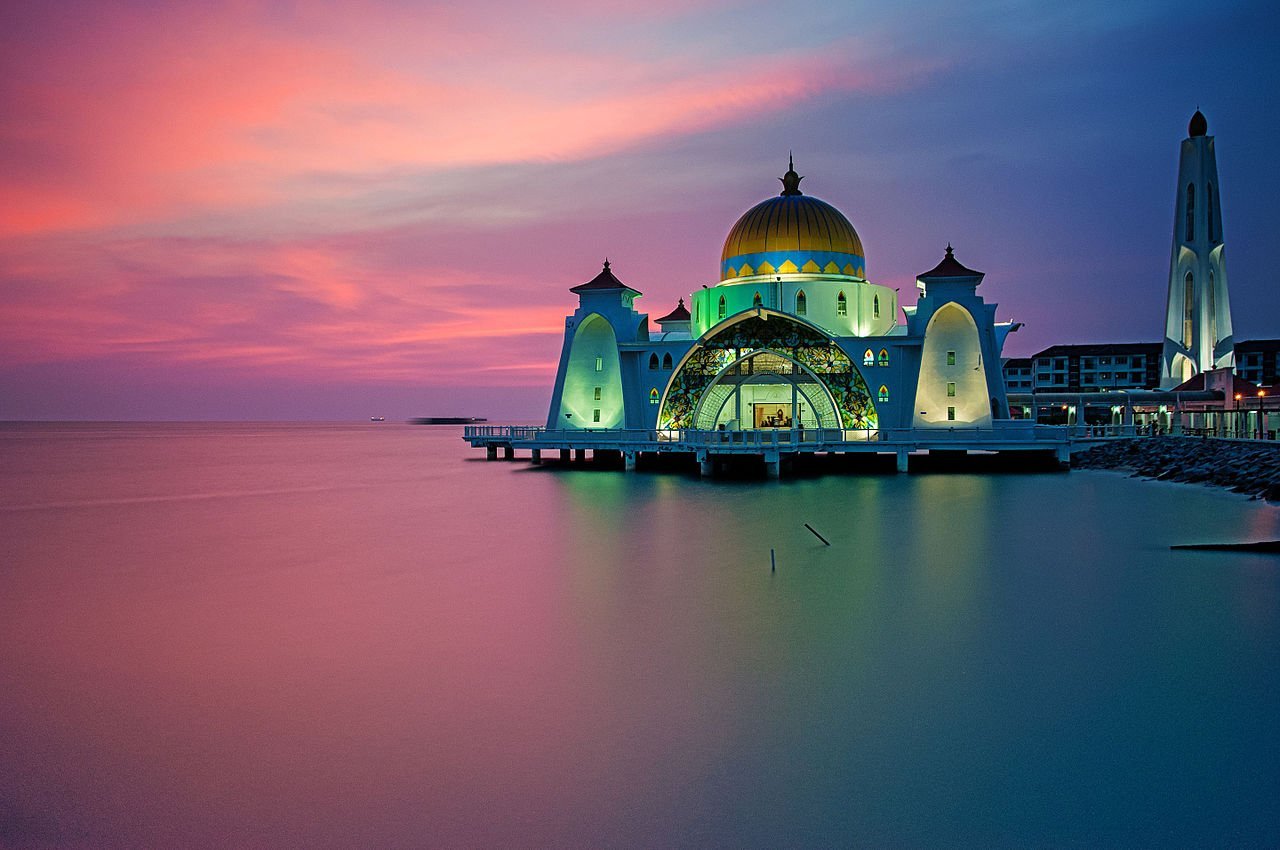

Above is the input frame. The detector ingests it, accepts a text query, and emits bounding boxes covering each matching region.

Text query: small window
[946,351,956,366]
[1183,272,1194,348]
[752,291,762,307]
[662,352,673,370]
[864,349,875,367]
[795,290,806,316]
[648,353,659,370]
[873,295,880,318]
[837,292,847,316]
[1208,183,1215,242]
[1186,183,1195,242]
[947,407,956,421]
[877,349,889,367]
[593,386,601,401]
[649,389,660,405]
[592,409,601,423]
[717,295,726,320]
[947,382,956,397]
[878,385,889,403]
[595,356,603,372]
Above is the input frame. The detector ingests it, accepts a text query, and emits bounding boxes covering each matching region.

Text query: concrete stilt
[896,448,910,473]
[559,449,570,462]
[624,451,636,472]
[530,449,541,464]
[574,449,586,462]
[503,445,514,460]
[764,458,781,478]
[699,455,713,477]
[486,445,497,461]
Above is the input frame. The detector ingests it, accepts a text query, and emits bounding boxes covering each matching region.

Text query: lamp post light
[1259,390,1268,440]
[1235,393,1244,438]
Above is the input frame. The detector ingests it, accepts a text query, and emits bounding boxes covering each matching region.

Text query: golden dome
[720,159,865,281]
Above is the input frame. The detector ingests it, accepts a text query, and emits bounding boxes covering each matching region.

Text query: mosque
[544,157,1020,440]
[465,110,1272,469]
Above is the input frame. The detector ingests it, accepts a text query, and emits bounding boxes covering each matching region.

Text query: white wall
[913,304,992,428]
[557,314,625,428]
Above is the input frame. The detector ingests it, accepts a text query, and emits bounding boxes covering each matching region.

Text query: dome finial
[602,257,610,271]
[779,154,803,196]
[946,243,954,256]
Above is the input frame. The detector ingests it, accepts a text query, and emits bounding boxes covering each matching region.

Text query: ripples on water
[1,422,1278,847]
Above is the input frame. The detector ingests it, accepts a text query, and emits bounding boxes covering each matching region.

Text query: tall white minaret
[1160,110,1234,387]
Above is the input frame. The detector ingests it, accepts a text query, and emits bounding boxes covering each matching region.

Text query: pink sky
[2,0,1276,419]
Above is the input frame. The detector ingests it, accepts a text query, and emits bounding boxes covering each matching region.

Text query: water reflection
[0,424,1278,847]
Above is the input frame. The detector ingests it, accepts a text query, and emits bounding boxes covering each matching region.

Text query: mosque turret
[547,260,649,430]
[1160,110,1234,387]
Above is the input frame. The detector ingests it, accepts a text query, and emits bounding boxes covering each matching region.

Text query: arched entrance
[658,309,877,430]
[691,349,841,430]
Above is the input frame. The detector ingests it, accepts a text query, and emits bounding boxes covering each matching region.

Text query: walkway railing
[464,422,1088,447]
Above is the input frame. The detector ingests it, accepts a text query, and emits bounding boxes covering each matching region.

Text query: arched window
[650,388,660,405]
[837,292,847,316]
[752,291,762,307]
[873,295,880,318]
[718,295,726,320]
[1183,271,1194,348]
[878,385,889,403]
[863,349,874,366]
[795,290,807,315]
[648,353,659,370]
[1207,183,1215,242]
[1186,183,1195,242]
[878,349,889,367]
[662,352,673,370]
[1208,271,1216,328]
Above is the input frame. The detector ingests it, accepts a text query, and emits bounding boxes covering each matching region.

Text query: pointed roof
[918,244,982,279]
[656,298,691,324]
[569,259,641,295]
[1189,109,1208,137]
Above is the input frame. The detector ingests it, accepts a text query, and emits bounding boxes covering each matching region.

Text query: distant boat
[370,416,385,422]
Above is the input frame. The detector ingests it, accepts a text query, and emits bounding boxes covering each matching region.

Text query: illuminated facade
[545,160,1020,435]
[1161,110,1234,387]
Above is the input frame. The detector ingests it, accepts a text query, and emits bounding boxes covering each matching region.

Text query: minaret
[1160,110,1233,387]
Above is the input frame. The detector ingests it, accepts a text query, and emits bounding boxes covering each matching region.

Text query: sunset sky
[2,0,1277,420]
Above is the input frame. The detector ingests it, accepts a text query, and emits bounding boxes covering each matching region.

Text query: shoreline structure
[1072,437,1280,502]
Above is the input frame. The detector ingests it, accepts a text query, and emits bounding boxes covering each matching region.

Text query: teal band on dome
[721,249,866,280]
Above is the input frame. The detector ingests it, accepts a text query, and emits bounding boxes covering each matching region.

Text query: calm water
[2,422,1279,847]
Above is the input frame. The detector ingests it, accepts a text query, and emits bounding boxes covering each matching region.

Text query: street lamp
[1235,393,1243,438]
[1259,390,1268,440]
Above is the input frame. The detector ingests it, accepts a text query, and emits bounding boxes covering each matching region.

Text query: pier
[461,422,1111,477]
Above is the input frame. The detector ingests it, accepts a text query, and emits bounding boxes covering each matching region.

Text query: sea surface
[2,422,1279,847]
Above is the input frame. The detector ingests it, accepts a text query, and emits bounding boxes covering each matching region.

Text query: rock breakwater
[1072,437,1280,501]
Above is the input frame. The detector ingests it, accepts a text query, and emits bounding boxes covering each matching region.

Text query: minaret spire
[1160,110,1233,387]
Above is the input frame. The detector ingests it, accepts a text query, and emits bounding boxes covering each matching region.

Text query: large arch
[690,349,842,430]
[913,303,991,428]
[658,309,877,430]
[557,313,624,428]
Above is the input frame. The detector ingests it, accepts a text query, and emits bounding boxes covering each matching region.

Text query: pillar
[486,445,497,461]
[531,449,541,464]
[896,448,910,473]
[624,451,636,472]
[764,455,781,478]
[698,452,712,477]
[574,449,586,462]
[503,446,514,460]
[559,449,570,462]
